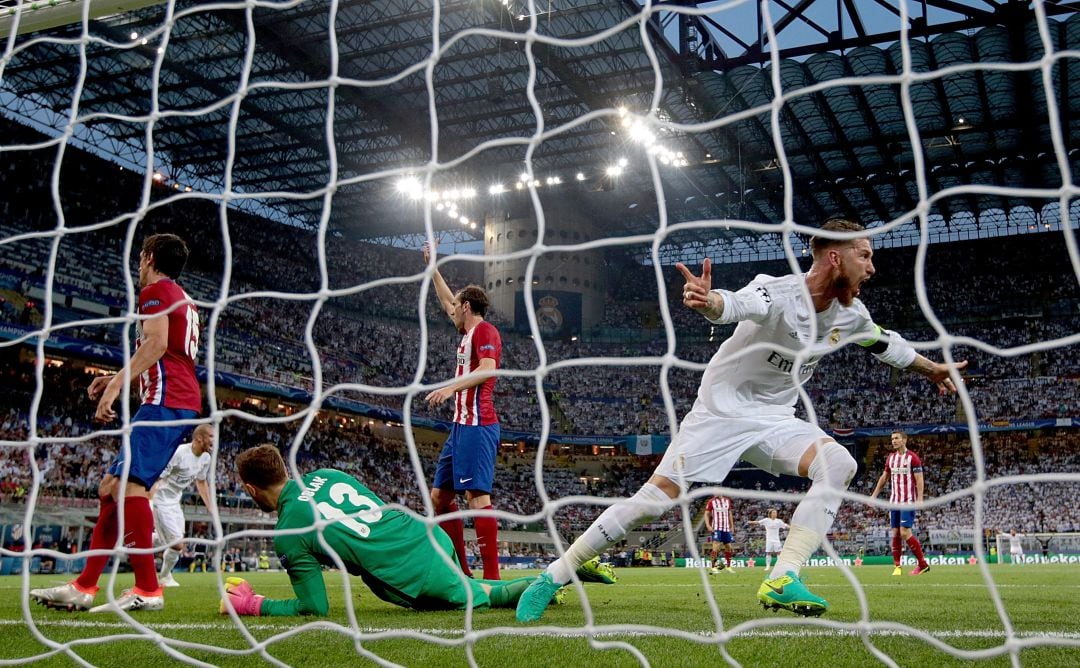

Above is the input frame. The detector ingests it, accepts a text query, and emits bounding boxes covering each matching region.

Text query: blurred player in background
[222,444,612,616]
[870,431,930,576]
[151,424,215,587]
[748,510,789,572]
[31,234,201,613]
[423,242,503,580]
[516,219,966,622]
[704,494,735,574]
[1006,530,1025,565]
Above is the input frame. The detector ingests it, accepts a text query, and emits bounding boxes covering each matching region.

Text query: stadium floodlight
[489,184,506,195]
[576,172,586,181]
[606,165,622,176]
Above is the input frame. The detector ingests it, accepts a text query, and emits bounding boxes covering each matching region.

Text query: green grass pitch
[3,565,1078,667]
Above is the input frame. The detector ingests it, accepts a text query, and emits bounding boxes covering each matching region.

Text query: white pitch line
[4,619,1079,641]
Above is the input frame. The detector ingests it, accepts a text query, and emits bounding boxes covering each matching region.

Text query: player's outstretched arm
[91,313,169,422]
[423,241,457,321]
[907,354,968,394]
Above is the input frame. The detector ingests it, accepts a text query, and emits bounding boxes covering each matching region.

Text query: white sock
[548,482,674,584]
[763,554,771,571]
[770,442,856,579]
[161,548,181,578]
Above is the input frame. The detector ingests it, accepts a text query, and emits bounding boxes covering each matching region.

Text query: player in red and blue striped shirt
[423,242,502,580]
[871,431,930,576]
[31,233,202,613]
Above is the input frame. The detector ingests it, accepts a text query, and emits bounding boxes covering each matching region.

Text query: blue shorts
[710,530,733,544]
[433,423,499,494]
[890,510,916,529]
[107,404,199,489]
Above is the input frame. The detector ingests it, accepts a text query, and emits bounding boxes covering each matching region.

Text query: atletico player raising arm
[423,242,503,580]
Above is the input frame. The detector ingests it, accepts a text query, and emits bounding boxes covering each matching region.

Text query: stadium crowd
[2,121,1078,558]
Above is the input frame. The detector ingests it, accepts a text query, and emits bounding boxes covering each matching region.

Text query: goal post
[994,532,1080,566]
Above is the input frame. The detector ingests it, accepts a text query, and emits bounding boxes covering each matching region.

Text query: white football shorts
[153,502,185,546]
[765,539,783,553]
[654,399,832,485]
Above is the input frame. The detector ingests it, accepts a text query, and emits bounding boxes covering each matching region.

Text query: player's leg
[431,427,472,577]
[709,539,720,573]
[902,522,929,575]
[518,404,738,622]
[891,522,903,575]
[90,406,195,613]
[723,536,734,570]
[30,474,118,609]
[461,423,501,580]
[153,503,184,586]
[742,425,855,616]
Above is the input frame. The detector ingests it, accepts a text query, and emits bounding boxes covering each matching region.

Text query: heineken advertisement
[674,553,1080,568]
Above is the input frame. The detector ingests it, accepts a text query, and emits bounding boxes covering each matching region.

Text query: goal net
[2,0,1080,666]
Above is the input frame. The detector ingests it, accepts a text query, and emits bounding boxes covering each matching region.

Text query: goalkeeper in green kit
[220,445,615,617]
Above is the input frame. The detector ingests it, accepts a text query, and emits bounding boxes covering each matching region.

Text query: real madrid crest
[537,295,563,333]
[828,328,841,345]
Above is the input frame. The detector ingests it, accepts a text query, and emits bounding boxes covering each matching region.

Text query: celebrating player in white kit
[748,510,789,571]
[151,424,214,586]
[515,219,967,622]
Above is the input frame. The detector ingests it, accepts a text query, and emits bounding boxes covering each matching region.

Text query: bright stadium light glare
[396,176,422,196]
[606,165,622,176]
[576,172,585,181]
[130,31,138,40]
[519,172,529,181]
[617,157,628,167]
[489,184,505,194]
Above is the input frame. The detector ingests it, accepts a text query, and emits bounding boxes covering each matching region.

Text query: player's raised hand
[675,259,721,319]
[422,240,438,265]
[219,577,264,616]
[930,359,968,394]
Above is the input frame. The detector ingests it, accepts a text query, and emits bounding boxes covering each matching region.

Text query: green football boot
[756,570,828,617]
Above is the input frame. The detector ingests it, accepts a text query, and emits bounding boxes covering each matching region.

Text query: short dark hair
[236,444,288,489]
[142,233,189,279]
[892,430,908,440]
[809,218,865,257]
[457,285,489,317]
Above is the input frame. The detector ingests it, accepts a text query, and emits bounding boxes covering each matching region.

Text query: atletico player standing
[30,233,202,612]
[423,242,503,580]
[870,431,930,576]
[704,494,735,574]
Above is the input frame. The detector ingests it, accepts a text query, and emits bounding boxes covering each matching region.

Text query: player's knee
[810,440,857,488]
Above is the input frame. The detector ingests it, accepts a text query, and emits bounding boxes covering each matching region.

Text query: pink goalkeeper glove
[219,577,264,616]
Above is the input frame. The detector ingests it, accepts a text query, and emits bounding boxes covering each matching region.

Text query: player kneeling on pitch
[221,444,616,617]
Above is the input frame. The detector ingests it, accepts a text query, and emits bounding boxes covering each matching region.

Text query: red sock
[724,547,733,568]
[892,534,903,566]
[475,505,500,580]
[906,535,927,566]
[123,496,159,594]
[75,496,118,592]
[437,499,472,577]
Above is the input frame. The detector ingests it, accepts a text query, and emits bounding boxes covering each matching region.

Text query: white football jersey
[1008,534,1024,551]
[154,443,211,506]
[759,517,789,543]
[701,274,916,416]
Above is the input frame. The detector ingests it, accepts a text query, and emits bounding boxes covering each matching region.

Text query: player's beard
[835,274,856,306]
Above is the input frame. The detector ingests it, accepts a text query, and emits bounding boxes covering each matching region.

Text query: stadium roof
[1,0,1078,262]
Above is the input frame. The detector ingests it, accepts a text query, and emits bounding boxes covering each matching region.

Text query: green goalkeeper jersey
[260,468,464,616]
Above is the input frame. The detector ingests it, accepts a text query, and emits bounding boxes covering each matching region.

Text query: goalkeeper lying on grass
[221,445,615,617]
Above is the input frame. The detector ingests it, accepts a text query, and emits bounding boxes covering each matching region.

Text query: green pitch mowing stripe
[3,567,1079,667]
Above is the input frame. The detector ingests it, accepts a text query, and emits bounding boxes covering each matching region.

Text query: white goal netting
[2,0,1080,666]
